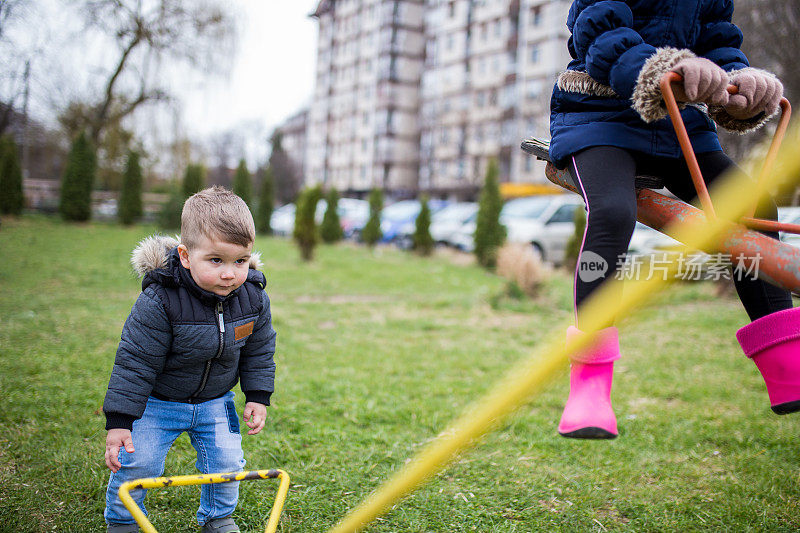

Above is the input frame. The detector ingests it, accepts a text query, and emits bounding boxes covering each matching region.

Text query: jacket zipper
[190,302,225,400]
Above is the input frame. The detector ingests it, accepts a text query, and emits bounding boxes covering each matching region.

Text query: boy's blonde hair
[181,186,255,249]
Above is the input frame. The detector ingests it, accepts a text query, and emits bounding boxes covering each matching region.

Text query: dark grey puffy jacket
[103,236,276,430]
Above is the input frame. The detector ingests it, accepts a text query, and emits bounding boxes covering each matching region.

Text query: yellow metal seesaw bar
[329,126,800,531]
[119,469,290,533]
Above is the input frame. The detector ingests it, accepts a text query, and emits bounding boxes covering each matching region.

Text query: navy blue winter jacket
[549,0,771,168]
[103,236,277,430]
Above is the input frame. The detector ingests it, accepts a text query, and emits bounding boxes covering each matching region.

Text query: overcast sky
[5,0,321,167]
[182,1,319,139]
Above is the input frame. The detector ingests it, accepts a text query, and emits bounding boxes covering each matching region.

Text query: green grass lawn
[1,216,798,532]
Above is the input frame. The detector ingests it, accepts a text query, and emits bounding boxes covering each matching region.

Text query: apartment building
[306,0,425,197]
[303,0,570,198]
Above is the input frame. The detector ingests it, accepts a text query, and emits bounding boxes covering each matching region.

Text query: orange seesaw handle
[659,71,791,222]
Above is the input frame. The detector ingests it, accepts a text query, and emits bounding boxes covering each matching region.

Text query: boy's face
[178,235,253,297]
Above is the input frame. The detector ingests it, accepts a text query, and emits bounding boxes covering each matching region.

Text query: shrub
[182,163,206,198]
[257,166,275,234]
[320,188,344,243]
[0,135,23,215]
[474,158,506,268]
[413,195,434,256]
[362,188,383,246]
[293,185,322,261]
[60,132,96,222]
[158,189,184,230]
[496,242,547,297]
[118,150,143,225]
[563,205,586,271]
[233,159,252,207]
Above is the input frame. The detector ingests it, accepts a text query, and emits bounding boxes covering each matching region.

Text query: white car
[450,195,583,265]
[778,206,800,247]
[270,204,296,236]
[626,222,684,257]
[270,198,369,238]
[394,201,479,249]
[430,202,478,244]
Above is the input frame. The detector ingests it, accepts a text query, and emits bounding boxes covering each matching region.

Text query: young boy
[103,186,276,533]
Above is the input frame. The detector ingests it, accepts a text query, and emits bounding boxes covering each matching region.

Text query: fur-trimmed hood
[131,234,263,278]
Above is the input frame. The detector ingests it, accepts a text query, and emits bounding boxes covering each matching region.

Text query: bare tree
[0,0,26,41]
[68,0,237,147]
[720,1,800,167]
[0,0,33,137]
[268,130,301,205]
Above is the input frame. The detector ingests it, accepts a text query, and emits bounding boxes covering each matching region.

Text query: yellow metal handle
[119,469,290,533]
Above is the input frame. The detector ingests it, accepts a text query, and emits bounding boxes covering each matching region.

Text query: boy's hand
[105,429,135,473]
[243,402,267,435]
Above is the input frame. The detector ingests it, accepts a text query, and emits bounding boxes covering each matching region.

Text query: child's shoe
[201,516,241,533]
[736,307,800,414]
[106,523,139,533]
[558,326,620,439]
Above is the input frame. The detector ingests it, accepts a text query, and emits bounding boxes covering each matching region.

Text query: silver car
[451,194,583,265]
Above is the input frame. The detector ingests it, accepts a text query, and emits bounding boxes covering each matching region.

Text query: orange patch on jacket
[235,321,255,341]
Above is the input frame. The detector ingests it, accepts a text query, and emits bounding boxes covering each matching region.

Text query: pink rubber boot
[558,326,620,439]
[736,307,800,414]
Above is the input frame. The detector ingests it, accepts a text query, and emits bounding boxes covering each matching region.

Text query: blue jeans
[105,392,246,526]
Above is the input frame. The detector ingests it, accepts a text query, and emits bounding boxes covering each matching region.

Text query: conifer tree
[158,190,183,230]
[182,163,205,198]
[233,159,252,207]
[0,135,24,215]
[413,195,434,256]
[293,185,322,261]
[320,188,344,243]
[257,166,275,234]
[60,132,96,222]
[118,150,143,225]
[362,188,383,246]
[474,158,506,268]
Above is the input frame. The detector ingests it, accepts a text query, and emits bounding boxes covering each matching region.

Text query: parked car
[394,201,477,249]
[626,222,684,257]
[363,199,448,245]
[337,198,370,238]
[778,206,800,247]
[270,197,369,238]
[450,195,582,265]
[270,203,296,236]
[431,202,479,244]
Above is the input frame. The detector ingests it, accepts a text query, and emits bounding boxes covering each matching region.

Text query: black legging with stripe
[569,146,792,328]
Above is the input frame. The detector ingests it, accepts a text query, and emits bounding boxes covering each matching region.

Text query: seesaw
[521,72,800,293]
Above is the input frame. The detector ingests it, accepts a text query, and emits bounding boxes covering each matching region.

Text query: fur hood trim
[631,47,696,123]
[130,234,263,278]
[707,67,779,134]
[557,70,620,98]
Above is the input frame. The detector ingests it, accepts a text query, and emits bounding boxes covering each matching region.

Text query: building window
[449,1,456,18]
[526,79,543,99]
[494,19,502,37]
[530,6,542,26]
[529,44,540,64]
